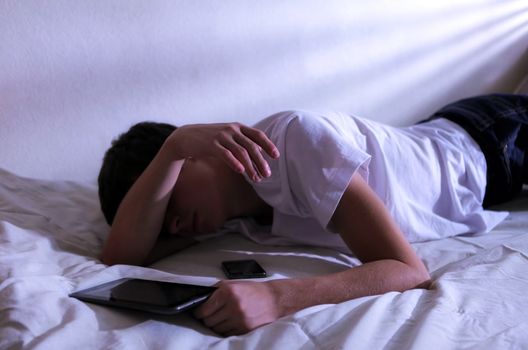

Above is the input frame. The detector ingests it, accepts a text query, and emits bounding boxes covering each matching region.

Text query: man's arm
[100,139,186,266]
[142,235,197,266]
[270,171,430,310]
[194,172,431,335]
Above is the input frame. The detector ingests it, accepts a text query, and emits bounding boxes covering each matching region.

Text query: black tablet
[69,278,216,315]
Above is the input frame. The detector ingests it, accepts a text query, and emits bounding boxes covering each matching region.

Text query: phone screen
[222,259,267,279]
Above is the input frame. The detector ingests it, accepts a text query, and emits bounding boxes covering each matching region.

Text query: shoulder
[254,110,344,141]
[253,110,321,129]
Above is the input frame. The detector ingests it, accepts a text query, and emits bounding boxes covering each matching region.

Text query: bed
[1,168,528,349]
[2,1,528,349]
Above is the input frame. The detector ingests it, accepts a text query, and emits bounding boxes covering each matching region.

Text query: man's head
[98,121,242,236]
[98,121,177,225]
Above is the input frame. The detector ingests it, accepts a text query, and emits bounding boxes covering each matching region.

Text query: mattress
[1,167,527,349]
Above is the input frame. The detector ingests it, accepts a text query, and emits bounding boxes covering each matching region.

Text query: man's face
[163,158,227,236]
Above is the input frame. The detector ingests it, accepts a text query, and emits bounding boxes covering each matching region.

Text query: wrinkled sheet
[1,167,527,350]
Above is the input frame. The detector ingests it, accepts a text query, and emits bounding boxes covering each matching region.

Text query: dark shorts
[421,94,528,208]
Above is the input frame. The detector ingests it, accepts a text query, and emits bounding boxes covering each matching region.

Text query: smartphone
[221,259,267,279]
[69,278,216,315]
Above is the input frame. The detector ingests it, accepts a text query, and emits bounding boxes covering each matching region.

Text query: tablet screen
[110,279,214,307]
[70,278,216,314]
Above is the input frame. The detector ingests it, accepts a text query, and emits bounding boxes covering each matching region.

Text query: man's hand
[194,280,281,336]
[169,123,280,182]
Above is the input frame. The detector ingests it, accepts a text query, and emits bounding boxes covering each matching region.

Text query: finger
[219,139,261,182]
[233,133,271,178]
[212,319,237,335]
[201,304,231,328]
[194,290,225,320]
[223,328,245,337]
[214,140,246,174]
[240,126,280,159]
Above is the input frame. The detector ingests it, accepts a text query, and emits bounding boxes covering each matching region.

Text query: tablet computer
[69,278,216,315]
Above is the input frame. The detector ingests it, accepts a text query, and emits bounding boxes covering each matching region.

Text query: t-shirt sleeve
[278,112,371,231]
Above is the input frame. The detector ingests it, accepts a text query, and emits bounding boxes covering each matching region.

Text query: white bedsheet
[1,167,528,350]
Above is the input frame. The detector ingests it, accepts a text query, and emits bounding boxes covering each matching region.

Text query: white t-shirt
[232,110,508,254]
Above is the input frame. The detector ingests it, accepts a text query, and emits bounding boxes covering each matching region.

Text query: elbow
[394,259,431,290]
[100,252,120,266]
[100,249,146,267]
[100,255,146,267]
[416,274,432,290]
[412,265,432,290]
[100,234,150,266]
[100,254,117,266]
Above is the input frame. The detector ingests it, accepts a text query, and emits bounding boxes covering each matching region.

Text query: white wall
[1,0,527,182]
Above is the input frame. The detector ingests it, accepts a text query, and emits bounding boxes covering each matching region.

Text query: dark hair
[98,121,177,225]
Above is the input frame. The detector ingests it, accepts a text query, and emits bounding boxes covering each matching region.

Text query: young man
[98,94,527,336]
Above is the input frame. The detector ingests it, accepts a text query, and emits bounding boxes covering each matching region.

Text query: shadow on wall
[514,49,528,93]
[246,0,528,125]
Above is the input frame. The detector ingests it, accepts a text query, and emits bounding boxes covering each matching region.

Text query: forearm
[270,259,430,317]
[266,172,429,315]
[101,139,185,266]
